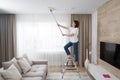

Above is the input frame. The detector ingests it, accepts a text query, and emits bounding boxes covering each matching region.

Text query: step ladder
[61,58,81,79]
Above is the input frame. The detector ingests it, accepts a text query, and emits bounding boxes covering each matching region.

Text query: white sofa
[0,55,48,80]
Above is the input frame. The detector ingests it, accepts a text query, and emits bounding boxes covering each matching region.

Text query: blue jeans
[64,41,79,61]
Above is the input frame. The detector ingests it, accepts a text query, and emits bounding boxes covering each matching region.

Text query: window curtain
[16,14,71,66]
[0,14,16,67]
[71,14,92,67]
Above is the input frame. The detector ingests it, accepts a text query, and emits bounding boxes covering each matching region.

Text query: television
[100,42,120,69]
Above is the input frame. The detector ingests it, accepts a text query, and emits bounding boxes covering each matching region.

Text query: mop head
[48,7,56,12]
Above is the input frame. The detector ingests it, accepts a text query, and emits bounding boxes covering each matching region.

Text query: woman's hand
[57,24,69,30]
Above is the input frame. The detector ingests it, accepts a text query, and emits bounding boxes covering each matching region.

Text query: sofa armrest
[32,60,48,65]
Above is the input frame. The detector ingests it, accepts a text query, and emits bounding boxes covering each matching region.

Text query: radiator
[27,52,67,66]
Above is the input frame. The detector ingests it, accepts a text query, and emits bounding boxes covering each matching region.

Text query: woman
[58,20,79,66]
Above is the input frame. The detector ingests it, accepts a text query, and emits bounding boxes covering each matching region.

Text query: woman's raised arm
[57,24,69,30]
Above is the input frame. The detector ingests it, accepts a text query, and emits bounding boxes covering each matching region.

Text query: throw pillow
[0,64,22,80]
[11,58,22,73]
[23,54,33,65]
[18,58,31,74]
[2,58,22,73]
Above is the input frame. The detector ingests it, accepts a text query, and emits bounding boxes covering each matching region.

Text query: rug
[46,72,92,80]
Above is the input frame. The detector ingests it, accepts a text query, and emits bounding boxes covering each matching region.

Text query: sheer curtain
[16,14,71,66]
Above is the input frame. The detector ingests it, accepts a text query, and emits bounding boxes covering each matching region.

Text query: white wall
[91,11,98,64]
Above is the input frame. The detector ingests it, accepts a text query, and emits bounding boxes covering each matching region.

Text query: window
[16,14,71,57]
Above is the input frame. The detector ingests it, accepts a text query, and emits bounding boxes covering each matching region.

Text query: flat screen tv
[100,42,120,69]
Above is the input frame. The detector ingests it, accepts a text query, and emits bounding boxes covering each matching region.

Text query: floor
[48,65,95,80]
[48,66,85,72]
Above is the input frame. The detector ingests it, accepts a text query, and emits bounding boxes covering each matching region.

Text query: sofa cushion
[22,70,45,77]
[18,58,31,74]
[31,65,47,72]
[0,64,22,80]
[22,77,42,80]
[2,61,12,69]
[0,75,4,80]
[0,68,4,80]
[0,74,4,80]
[2,58,22,73]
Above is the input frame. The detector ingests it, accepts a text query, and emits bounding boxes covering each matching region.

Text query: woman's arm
[63,33,74,37]
[57,24,69,30]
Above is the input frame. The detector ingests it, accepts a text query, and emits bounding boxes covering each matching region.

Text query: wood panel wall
[98,0,120,78]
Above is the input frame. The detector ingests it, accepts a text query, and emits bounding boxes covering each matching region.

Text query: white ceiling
[0,0,107,14]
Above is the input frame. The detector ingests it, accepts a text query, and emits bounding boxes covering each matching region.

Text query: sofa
[0,55,48,80]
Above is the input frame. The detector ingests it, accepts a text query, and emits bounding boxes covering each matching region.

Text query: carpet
[46,72,92,80]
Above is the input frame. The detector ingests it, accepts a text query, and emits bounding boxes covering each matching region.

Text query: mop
[48,7,63,36]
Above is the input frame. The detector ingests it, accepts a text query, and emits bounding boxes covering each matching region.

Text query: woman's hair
[74,20,79,28]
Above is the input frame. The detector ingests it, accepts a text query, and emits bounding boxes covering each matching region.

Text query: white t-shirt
[69,27,79,43]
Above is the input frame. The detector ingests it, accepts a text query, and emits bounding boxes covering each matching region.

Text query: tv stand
[87,64,119,80]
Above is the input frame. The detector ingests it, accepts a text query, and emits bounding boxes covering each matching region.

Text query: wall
[91,11,98,64]
[98,0,120,78]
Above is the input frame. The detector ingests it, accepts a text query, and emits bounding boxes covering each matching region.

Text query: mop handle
[50,10,63,36]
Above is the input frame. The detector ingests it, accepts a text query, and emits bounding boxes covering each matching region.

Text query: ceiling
[0,0,107,14]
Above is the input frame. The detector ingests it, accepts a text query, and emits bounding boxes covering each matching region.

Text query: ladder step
[66,68,77,70]
[62,58,80,79]
[67,58,73,60]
